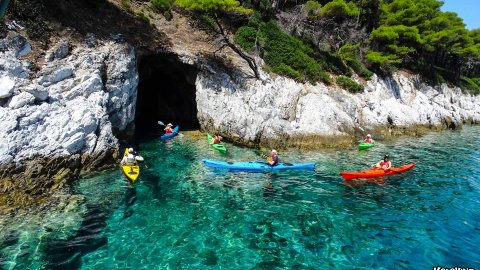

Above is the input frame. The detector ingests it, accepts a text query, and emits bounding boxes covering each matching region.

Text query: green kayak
[358,142,374,150]
[207,134,227,154]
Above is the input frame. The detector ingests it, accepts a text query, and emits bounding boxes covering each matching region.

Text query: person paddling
[372,155,391,170]
[212,135,223,144]
[268,149,279,166]
[364,134,374,143]
[164,123,174,134]
[121,148,145,166]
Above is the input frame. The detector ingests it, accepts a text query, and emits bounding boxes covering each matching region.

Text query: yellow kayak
[121,148,140,181]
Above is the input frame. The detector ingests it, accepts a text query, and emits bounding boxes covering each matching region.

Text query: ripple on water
[1,127,480,269]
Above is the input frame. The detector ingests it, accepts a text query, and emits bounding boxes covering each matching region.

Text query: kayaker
[212,135,223,144]
[372,155,391,170]
[164,123,174,134]
[268,149,279,166]
[121,148,144,166]
[364,134,373,143]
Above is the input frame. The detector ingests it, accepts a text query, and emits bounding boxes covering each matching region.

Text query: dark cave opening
[135,53,199,137]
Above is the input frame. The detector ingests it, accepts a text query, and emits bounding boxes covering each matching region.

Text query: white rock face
[0,76,15,98]
[196,70,480,146]
[0,35,138,165]
[8,91,35,109]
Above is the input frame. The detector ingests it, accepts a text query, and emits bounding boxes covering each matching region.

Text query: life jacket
[365,138,372,143]
[213,137,221,144]
[126,154,136,164]
[271,155,279,166]
[165,127,173,134]
[380,160,390,169]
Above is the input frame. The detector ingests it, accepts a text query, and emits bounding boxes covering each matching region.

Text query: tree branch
[212,13,260,79]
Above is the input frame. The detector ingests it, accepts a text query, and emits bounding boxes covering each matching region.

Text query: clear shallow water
[1,127,480,269]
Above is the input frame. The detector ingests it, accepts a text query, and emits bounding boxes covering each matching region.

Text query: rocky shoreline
[1,27,479,211]
[197,68,479,149]
[0,31,137,211]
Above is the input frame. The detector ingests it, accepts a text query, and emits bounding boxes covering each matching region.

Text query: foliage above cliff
[3,0,480,93]
[233,0,480,93]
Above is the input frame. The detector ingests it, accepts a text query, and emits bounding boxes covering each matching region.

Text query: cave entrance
[135,53,199,137]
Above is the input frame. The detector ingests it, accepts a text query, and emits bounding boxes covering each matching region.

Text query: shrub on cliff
[235,19,331,84]
[138,11,150,24]
[121,0,133,13]
[460,77,480,95]
[336,75,363,93]
[318,0,359,19]
[234,26,257,52]
[10,0,50,46]
[305,0,322,18]
[151,0,171,12]
[339,43,373,80]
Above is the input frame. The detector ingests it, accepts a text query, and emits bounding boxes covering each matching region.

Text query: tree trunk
[213,14,260,79]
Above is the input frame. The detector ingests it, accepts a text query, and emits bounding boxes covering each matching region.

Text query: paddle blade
[157,121,165,126]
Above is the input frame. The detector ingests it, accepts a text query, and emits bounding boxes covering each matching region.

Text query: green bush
[349,59,373,80]
[338,43,374,79]
[151,0,171,12]
[336,76,364,93]
[320,51,351,75]
[319,0,359,18]
[235,20,331,84]
[11,0,50,45]
[138,11,150,24]
[271,64,301,80]
[234,26,257,52]
[305,0,322,18]
[319,71,333,85]
[460,77,480,95]
[121,0,133,13]
[266,22,323,83]
[164,10,173,20]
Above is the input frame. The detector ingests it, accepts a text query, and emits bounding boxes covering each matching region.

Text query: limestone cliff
[1,5,479,210]
[196,69,480,148]
[0,33,137,209]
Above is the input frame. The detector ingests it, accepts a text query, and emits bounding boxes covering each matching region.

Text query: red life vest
[380,161,390,169]
[365,138,372,143]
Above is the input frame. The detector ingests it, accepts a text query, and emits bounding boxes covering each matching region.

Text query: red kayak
[340,163,416,180]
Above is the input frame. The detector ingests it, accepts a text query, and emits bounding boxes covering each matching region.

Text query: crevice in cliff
[135,53,199,136]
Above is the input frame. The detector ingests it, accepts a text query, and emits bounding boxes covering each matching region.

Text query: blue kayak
[161,126,179,140]
[202,159,315,172]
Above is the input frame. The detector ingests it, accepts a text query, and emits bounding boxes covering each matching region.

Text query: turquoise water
[1,127,480,269]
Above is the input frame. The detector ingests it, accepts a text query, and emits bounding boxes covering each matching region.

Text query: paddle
[132,152,149,169]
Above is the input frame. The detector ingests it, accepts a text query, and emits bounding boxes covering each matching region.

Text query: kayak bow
[121,148,140,181]
[339,162,416,180]
[203,159,315,172]
[358,142,374,150]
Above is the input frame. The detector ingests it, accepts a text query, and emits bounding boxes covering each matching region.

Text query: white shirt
[121,154,144,165]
